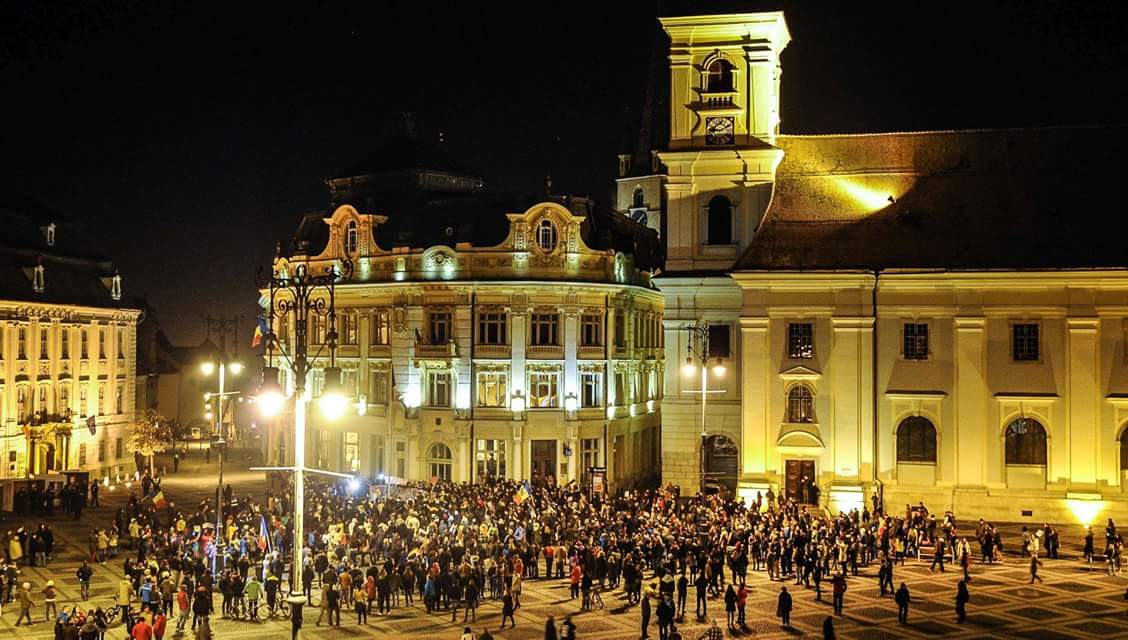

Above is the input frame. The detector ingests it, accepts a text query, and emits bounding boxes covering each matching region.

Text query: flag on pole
[257,515,269,552]
[152,490,168,509]
[87,414,96,436]
[251,316,269,348]
[514,481,532,505]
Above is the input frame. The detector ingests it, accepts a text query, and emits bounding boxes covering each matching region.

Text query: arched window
[707,196,733,245]
[896,417,937,463]
[706,59,734,92]
[1005,417,1047,465]
[786,385,814,424]
[536,218,558,252]
[632,186,645,209]
[428,442,453,482]
[1121,428,1128,471]
[344,221,358,254]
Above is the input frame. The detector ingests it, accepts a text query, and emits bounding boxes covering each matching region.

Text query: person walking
[831,573,847,615]
[77,561,93,600]
[42,579,58,621]
[895,583,911,623]
[1029,555,1043,584]
[694,571,708,620]
[499,590,515,630]
[17,581,35,626]
[676,572,688,619]
[955,580,969,624]
[1084,526,1096,570]
[723,584,736,629]
[175,585,190,631]
[657,595,675,640]
[736,583,748,627]
[354,584,367,624]
[930,537,946,573]
[776,586,793,628]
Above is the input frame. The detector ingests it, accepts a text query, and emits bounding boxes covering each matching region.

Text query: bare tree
[128,408,172,477]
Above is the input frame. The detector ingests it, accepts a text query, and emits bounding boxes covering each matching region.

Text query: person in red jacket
[151,611,167,640]
[569,564,582,599]
[130,613,154,640]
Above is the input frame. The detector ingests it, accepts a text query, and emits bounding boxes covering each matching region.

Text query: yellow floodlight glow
[1066,497,1105,525]
[834,178,896,214]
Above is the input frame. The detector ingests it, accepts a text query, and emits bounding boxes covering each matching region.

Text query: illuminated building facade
[618,9,1128,522]
[0,201,140,508]
[264,134,664,488]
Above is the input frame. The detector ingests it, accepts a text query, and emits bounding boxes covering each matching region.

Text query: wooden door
[531,440,557,484]
[785,460,816,502]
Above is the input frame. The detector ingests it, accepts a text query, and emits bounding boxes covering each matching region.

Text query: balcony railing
[578,345,604,359]
[474,344,511,358]
[414,341,456,359]
[527,344,564,358]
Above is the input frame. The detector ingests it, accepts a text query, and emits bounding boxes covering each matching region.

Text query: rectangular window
[787,322,813,359]
[476,439,507,481]
[115,381,124,414]
[370,435,385,476]
[427,371,451,407]
[99,328,107,359]
[98,439,106,462]
[38,385,48,411]
[117,328,125,358]
[318,431,331,469]
[40,327,48,359]
[98,384,106,415]
[614,310,626,348]
[309,315,325,345]
[429,310,452,344]
[60,330,69,359]
[396,441,406,477]
[528,371,559,408]
[1013,323,1039,361]
[370,310,390,345]
[341,370,357,399]
[80,330,88,358]
[476,370,508,407]
[369,367,389,405]
[530,313,559,346]
[58,384,69,412]
[708,324,732,359]
[581,438,600,485]
[581,371,602,407]
[477,310,507,345]
[114,437,123,459]
[341,314,358,345]
[80,386,88,417]
[343,432,360,472]
[903,323,929,360]
[581,314,603,347]
[18,327,26,359]
[78,443,87,468]
[614,371,628,405]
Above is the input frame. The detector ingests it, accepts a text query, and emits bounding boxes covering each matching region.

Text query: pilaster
[1068,318,1099,486]
[955,317,988,486]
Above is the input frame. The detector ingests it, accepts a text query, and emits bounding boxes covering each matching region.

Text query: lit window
[1013,323,1039,361]
[528,371,560,408]
[80,330,88,358]
[45,222,56,246]
[581,314,603,347]
[896,417,936,463]
[343,432,360,472]
[340,313,358,345]
[32,265,45,293]
[530,313,559,346]
[786,385,814,423]
[427,371,451,408]
[17,327,26,359]
[706,59,734,92]
[1005,417,1047,465]
[580,438,600,485]
[428,443,452,482]
[476,370,508,408]
[428,310,452,345]
[787,323,814,359]
[476,440,506,481]
[78,443,87,467]
[706,196,732,245]
[370,310,390,346]
[344,220,358,254]
[115,381,124,414]
[40,327,48,359]
[117,327,125,358]
[903,323,929,360]
[536,219,558,252]
[60,329,69,358]
[369,367,388,405]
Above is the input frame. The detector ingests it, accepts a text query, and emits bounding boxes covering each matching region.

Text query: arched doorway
[703,434,738,494]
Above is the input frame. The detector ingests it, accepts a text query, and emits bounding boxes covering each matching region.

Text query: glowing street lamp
[682,324,727,495]
[319,366,348,420]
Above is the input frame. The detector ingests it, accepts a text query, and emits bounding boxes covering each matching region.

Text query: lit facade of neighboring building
[263,140,664,489]
[0,201,140,508]
[616,9,1128,523]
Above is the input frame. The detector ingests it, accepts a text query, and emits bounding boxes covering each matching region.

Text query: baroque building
[0,198,140,508]
[617,9,1128,523]
[263,133,664,489]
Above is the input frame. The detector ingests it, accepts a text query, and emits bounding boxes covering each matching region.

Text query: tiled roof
[736,126,1128,271]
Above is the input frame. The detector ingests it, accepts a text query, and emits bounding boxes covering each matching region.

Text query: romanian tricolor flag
[251,316,269,348]
[152,490,168,509]
[514,481,532,505]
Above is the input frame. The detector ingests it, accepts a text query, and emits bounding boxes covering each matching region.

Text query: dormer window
[344,220,358,254]
[45,223,56,246]
[536,219,558,253]
[706,59,734,92]
[111,273,122,301]
[633,187,645,209]
[32,265,45,293]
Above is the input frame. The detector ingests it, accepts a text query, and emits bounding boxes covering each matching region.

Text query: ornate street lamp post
[255,258,351,640]
[680,324,726,495]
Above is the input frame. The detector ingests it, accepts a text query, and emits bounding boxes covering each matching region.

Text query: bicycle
[257,597,291,620]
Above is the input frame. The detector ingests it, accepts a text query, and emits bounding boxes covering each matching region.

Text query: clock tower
[658,11,790,272]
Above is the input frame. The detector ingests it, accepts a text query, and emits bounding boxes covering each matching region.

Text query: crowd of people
[0,452,1123,639]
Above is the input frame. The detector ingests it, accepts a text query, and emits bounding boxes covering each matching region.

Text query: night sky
[3,1,1126,344]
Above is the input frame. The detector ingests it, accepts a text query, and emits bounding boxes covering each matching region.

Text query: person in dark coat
[823,616,836,640]
[544,615,557,640]
[955,580,969,623]
[640,592,652,639]
[776,586,793,628]
[895,583,911,623]
[723,585,736,628]
[657,595,675,640]
[499,591,515,630]
[831,573,847,615]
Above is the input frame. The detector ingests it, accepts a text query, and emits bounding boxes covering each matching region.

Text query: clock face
[629,208,648,226]
[705,116,735,146]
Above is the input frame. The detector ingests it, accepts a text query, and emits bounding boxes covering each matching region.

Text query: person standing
[776,586,793,628]
[354,584,367,624]
[640,591,652,639]
[42,579,58,621]
[955,580,969,624]
[89,481,99,508]
[694,570,708,620]
[17,581,35,626]
[77,562,93,601]
[544,615,557,640]
[831,573,847,616]
[676,571,688,619]
[736,583,747,627]
[1084,526,1096,570]
[723,584,736,629]
[878,555,894,596]
[930,537,946,573]
[657,595,675,640]
[895,583,911,623]
[1029,555,1043,584]
[823,616,836,640]
[499,590,515,630]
